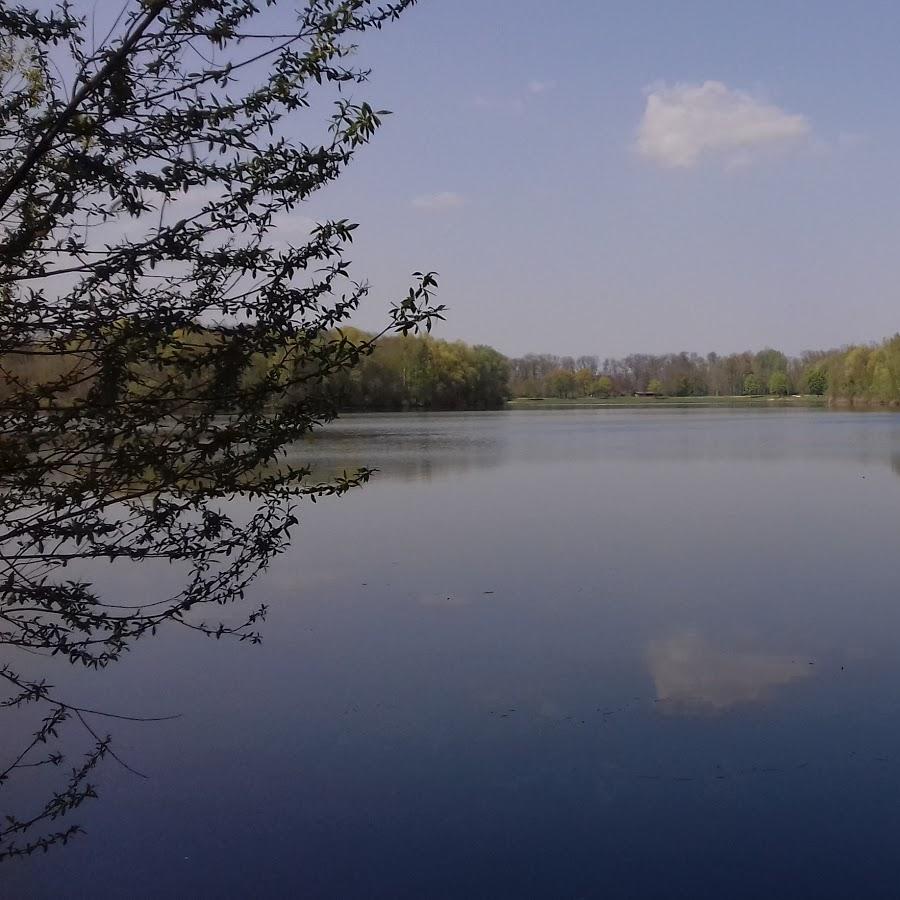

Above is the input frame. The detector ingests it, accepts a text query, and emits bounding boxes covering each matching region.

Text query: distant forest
[4,327,900,411]
[300,329,900,407]
[322,328,509,410]
[0,327,511,413]
[507,347,828,399]
[506,334,900,405]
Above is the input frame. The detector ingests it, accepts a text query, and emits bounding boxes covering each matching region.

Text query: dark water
[8,409,900,899]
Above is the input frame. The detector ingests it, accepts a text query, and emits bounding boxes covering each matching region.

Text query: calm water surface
[8,409,900,899]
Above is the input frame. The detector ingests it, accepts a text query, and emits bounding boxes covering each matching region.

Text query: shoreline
[504,395,829,410]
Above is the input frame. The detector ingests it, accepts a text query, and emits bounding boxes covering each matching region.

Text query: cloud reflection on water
[647,632,810,715]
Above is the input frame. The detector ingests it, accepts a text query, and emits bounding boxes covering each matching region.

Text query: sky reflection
[647,632,811,715]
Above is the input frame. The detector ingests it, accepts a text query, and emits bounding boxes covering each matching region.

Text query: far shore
[330,394,900,414]
[505,395,829,410]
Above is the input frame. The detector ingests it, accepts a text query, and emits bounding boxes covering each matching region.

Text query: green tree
[469,345,510,408]
[753,348,788,385]
[0,0,439,859]
[548,369,577,398]
[574,367,594,397]
[593,375,613,398]
[743,373,763,395]
[804,366,828,396]
[768,372,790,396]
[839,347,871,401]
[647,378,663,395]
[823,335,900,404]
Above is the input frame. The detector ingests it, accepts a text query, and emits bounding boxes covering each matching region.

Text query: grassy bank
[506,395,829,410]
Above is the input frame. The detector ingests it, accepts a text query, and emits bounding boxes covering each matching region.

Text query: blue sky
[294,0,900,358]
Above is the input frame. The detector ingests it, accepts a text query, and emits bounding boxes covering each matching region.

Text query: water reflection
[289,414,509,482]
[10,408,900,899]
[297,409,900,484]
[647,632,810,715]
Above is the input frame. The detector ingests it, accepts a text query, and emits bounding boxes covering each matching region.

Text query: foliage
[507,349,815,399]
[804,366,828,396]
[743,373,763,396]
[753,348,788,385]
[0,0,440,858]
[825,334,900,404]
[593,375,613,398]
[768,371,790,396]
[322,332,509,410]
[546,368,577,399]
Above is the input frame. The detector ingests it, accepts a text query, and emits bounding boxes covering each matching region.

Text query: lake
[7,408,900,899]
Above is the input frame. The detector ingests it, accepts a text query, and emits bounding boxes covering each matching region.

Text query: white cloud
[411,191,465,211]
[637,80,811,169]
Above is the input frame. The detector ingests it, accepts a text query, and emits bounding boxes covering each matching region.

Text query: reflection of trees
[295,420,508,483]
[647,633,809,715]
[890,455,900,481]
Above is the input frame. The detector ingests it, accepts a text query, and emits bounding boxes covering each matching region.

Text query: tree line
[321,329,510,410]
[0,326,510,413]
[821,334,900,405]
[507,347,833,399]
[508,336,900,405]
[9,331,900,411]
